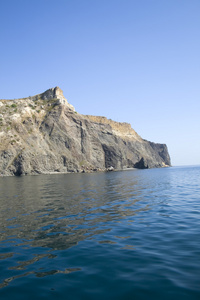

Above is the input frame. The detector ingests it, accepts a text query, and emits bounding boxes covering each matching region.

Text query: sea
[0,166,199,300]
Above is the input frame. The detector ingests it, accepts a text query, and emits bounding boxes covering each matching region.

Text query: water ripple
[0,167,200,299]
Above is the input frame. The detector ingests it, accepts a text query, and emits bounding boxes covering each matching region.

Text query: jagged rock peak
[0,87,75,111]
[39,87,75,110]
[40,86,65,100]
[0,86,63,101]
[35,87,75,110]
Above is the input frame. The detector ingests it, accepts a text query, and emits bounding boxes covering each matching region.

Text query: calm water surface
[0,166,200,299]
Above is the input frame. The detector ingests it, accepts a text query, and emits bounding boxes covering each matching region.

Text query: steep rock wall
[0,87,171,176]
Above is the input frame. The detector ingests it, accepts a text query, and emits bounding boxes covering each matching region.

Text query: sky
[0,0,200,166]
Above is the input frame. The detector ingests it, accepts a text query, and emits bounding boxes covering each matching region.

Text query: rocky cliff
[0,87,171,176]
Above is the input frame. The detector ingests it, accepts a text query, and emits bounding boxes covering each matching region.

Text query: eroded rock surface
[0,87,171,176]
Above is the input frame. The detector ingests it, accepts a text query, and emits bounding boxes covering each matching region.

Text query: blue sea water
[0,166,199,300]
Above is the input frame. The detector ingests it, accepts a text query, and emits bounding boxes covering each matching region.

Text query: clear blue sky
[0,0,200,166]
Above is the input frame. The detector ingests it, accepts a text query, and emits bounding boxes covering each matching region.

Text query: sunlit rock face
[0,87,171,176]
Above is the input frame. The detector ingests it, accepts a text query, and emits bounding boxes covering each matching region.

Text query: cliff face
[0,87,171,176]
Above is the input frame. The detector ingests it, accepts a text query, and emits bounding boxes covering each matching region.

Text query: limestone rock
[0,87,171,176]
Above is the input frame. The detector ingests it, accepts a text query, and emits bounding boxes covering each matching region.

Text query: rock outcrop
[0,87,171,176]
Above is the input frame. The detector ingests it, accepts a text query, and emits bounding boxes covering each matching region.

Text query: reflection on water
[0,167,200,299]
[0,171,153,251]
